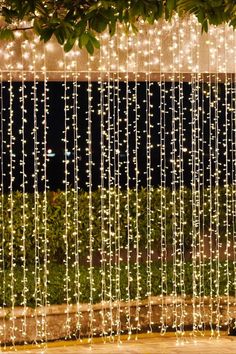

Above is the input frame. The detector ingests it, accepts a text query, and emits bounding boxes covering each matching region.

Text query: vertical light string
[214,43,221,337]
[42,45,48,345]
[207,31,214,335]
[190,20,202,334]
[191,71,197,334]
[0,73,6,347]
[32,46,42,344]
[171,25,182,337]
[191,70,203,334]
[72,56,81,338]
[125,33,132,338]
[8,70,16,346]
[87,54,94,343]
[20,46,28,341]
[196,26,202,335]
[208,71,214,335]
[159,32,168,333]
[233,33,236,326]
[114,31,121,342]
[146,30,153,332]
[134,33,141,337]
[200,75,206,332]
[63,53,71,338]
[178,22,185,335]
[171,51,177,335]
[223,25,230,330]
[99,43,107,341]
[106,39,114,340]
[146,29,153,334]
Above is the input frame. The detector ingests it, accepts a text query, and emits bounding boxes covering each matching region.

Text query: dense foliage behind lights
[0,0,236,53]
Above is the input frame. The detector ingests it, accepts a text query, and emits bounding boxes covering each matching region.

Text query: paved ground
[2,334,236,353]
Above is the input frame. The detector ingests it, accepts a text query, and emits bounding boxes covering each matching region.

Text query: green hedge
[0,187,234,307]
[0,187,232,267]
[0,261,234,307]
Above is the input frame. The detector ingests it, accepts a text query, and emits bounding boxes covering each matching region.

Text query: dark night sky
[1,81,228,192]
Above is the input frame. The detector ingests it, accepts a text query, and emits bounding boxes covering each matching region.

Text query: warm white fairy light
[32,51,43,344]
[114,32,122,341]
[233,33,236,325]
[159,71,168,334]
[146,29,153,333]
[191,71,200,333]
[199,76,206,332]
[223,25,231,329]
[134,35,141,337]
[63,54,71,338]
[207,72,214,335]
[190,18,203,331]
[171,21,185,337]
[72,59,82,339]
[178,21,186,336]
[106,42,114,340]
[99,45,107,340]
[19,50,28,341]
[214,44,221,337]
[170,67,178,334]
[125,33,132,338]
[231,37,236,328]
[0,73,6,347]
[8,70,16,346]
[41,45,49,344]
[87,54,94,343]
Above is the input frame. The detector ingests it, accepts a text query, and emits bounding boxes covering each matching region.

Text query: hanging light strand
[0,72,6,347]
[114,31,121,341]
[42,45,49,344]
[178,21,186,334]
[72,56,82,338]
[20,48,28,340]
[8,70,16,346]
[223,25,231,329]
[63,54,71,338]
[99,43,107,340]
[32,47,43,344]
[134,33,141,337]
[214,48,221,337]
[146,29,153,334]
[87,54,94,343]
[125,33,132,338]
[233,34,236,325]
[159,34,168,333]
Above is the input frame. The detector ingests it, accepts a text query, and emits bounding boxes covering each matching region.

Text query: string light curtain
[0,16,236,347]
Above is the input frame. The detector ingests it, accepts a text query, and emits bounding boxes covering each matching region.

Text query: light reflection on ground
[3,333,236,354]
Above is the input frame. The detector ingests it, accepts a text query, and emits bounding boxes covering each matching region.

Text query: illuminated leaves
[0,0,236,53]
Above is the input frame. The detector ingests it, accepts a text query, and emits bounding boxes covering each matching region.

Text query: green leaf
[79,32,90,48]
[54,27,66,45]
[33,19,42,35]
[86,40,94,55]
[109,19,116,36]
[64,35,77,52]
[229,18,236,28]
[0,28,15,40]
[202,19,208,33]
[167,0,176,13]
[40,27,54,42]
[89,35,100,49]
[90,13,108,33]
[156,1,163,18]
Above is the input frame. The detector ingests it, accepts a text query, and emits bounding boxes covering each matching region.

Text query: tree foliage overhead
[0,0,236,53]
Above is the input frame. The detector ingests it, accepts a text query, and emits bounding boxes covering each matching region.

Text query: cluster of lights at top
[0,15,235,80]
